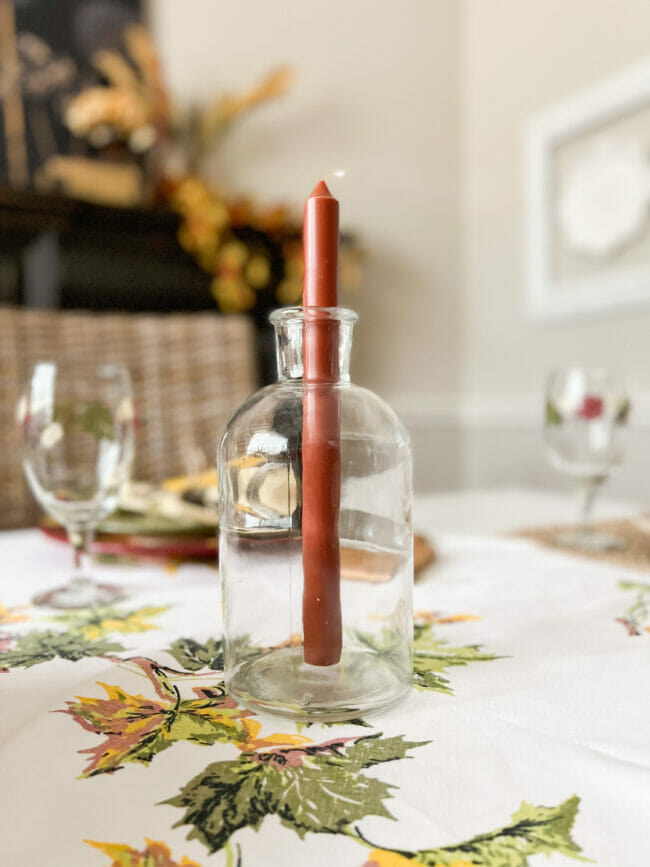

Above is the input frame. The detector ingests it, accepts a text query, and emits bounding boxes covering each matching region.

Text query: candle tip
[309,180,333,198]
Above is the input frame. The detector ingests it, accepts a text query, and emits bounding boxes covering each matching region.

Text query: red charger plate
[39,523,218,562]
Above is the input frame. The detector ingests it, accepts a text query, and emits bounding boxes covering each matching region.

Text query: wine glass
[19,362,135,607]
[544,368,630,552]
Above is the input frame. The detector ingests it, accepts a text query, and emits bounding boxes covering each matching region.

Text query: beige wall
[461,0,650,397]
[458,0,650,502]
[151,0,461,405]
[152,0,650,501]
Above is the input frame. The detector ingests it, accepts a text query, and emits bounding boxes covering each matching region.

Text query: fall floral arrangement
[58,24,361,316]
[168,175,305,315]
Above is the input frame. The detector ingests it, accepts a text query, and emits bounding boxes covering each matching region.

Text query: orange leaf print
[60,656,311,776]
[365,854,474,867]
[364,849,415,866]
[413,610,481,626]
[0,602,29,625]
[86,836,202,866]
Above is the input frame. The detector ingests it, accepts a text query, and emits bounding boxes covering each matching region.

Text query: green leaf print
[50,604,170,640]
[165,734,428,853]
[355,617,499,695]
[80,402,115,440]
[0,629,124,669]
[616,579,650,636]
[413,625,498,695]
[167,757,272,851]
[545,399,562,426]
[616,397,631,424]
[341,733,424,770]
[54,401,115,440]
[167,637,224,672]
[362,795,587,866]
[279,760,394,837]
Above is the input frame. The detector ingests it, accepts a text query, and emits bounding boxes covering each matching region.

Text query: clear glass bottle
[218,307,413,721]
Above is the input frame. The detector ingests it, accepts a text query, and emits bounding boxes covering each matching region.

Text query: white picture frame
[525,58,650,322]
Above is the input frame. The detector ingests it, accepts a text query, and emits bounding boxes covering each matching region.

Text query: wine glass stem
[578,481,599,532]
[68,525,94,581]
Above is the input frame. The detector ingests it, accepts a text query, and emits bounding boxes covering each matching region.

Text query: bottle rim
[269,306,359,326]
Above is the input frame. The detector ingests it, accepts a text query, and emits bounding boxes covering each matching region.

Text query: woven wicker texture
[0,306,258,529]
[516,519,650,572]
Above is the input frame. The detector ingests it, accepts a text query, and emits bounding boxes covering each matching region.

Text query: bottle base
[226,646,410,722]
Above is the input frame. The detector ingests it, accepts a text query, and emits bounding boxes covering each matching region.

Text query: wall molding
[390,391,650,431]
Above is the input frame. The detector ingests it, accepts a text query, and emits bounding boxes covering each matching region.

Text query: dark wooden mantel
[0,186,214,312]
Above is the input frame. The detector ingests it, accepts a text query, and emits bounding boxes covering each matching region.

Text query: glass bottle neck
[270,307,357,383]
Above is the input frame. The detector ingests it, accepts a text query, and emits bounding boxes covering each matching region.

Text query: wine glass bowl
[19,362,135,607]
[544,368,630,551]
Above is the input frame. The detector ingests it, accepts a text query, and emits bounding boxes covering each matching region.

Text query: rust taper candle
[301,180,342,666]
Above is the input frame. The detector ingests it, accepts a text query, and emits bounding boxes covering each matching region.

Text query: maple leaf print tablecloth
[0,523,648,866]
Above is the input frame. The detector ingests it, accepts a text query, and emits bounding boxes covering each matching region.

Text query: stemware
[544,368,630,552]
[19,361,135,607]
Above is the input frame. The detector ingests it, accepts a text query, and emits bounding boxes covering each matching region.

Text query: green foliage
[340,733,426,770]
[369,796,587,866]
[413,624,498,694]
[167,637,224,672]
[356,620,499,696]
[417,795,585,865]
[0,629,124,669]
[545,399,562,426]
[165,734,427,853]
[54,401,115,440]
[616,398,631,424]
[80,402,115,440]
[618,580,650,591]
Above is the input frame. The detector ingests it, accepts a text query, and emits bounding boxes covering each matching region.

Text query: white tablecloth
[0,489,648,866]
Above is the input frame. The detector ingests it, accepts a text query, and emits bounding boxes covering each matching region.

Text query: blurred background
[3,0,650,506]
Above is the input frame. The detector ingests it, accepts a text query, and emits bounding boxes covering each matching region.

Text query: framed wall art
[0,0,142,189]
[525,58,650,321]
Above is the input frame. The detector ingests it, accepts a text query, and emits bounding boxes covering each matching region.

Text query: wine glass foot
[32,577,128,609]
[551,529,626,553]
